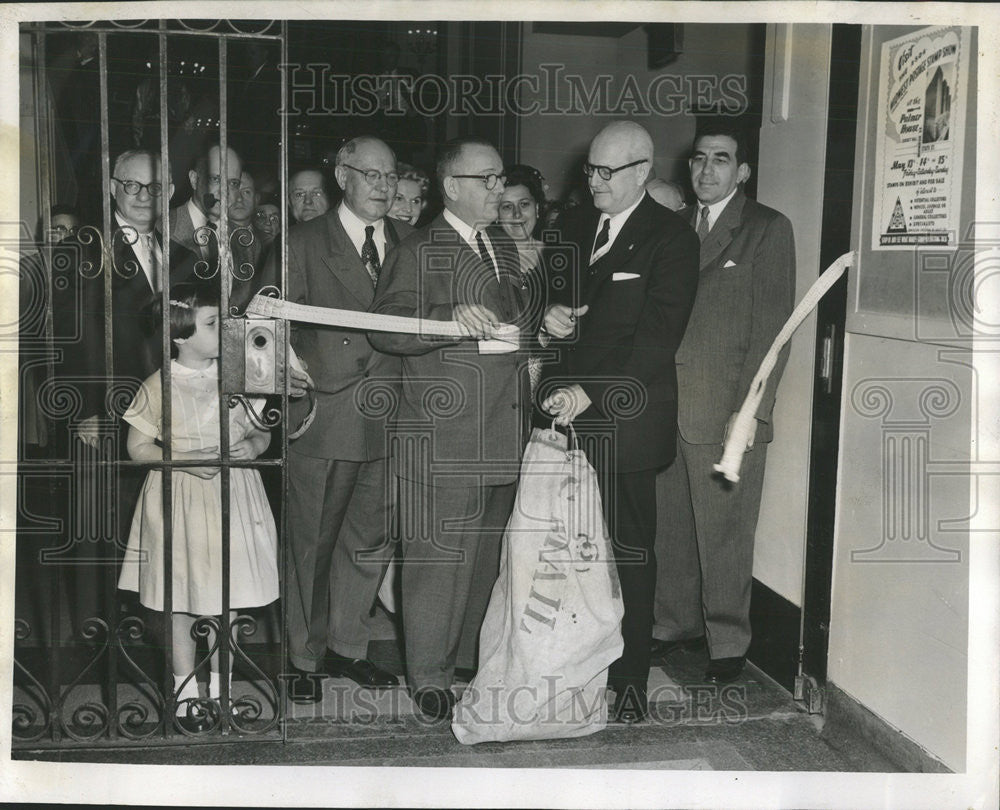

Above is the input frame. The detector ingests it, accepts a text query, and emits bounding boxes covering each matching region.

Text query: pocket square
[723,259,737,268]
[612,272,640,281]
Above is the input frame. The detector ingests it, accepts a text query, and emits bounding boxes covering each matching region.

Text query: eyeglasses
[254,211,280,224]
[451,173,506,191]
[582,159,648,181]
[208,175,243,191]
[112,177,163,196]
[342,164,399,187]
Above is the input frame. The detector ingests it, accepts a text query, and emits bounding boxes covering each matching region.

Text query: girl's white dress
[118,360,279,614]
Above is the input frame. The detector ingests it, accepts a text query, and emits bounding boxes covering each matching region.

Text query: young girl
[118,282,279,718]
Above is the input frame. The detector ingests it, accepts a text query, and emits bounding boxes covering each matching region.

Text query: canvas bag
[452,426,624,744]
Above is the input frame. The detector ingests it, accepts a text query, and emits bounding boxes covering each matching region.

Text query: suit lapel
[698,190,745,271]
[321,212,377,308]
[585,194,652,299]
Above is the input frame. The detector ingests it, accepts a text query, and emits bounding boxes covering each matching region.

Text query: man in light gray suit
[282,136,412,702]
[652,122,795,684]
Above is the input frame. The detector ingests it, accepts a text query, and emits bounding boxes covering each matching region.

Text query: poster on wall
[871,25,970,251]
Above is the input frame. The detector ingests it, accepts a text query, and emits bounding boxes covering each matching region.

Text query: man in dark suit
[282,136,412,703]
[169,144,268,312]
[540,121,699,723]
[65,149,179,632]
[370,136,532,721]
[651,123,796,684]
[76,148,178,449]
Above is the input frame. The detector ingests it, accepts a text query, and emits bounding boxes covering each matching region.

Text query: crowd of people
[24,110,795,732]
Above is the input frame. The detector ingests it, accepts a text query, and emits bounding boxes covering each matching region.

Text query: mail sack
[451,426,624,744]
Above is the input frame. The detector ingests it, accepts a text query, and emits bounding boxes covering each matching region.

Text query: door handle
[820,324,836,395]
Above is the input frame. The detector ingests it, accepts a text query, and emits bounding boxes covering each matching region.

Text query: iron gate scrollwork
[13,18,289,749]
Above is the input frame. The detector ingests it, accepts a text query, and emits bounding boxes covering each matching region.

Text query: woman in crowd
[497,164,549,393]
[387,163,430,227]
[498,164,547,275]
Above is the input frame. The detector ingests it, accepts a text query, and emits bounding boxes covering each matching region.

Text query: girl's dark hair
[149,282,219,355]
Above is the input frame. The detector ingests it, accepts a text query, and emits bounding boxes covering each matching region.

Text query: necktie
[361,225,381,286]
[142,232,160,292]
[696,206,711,242]
[205,220,220,271]
[591,217,611,264]
[475,231,497,278]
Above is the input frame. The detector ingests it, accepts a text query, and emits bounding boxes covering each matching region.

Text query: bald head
[587,121,654,215]
[646,178,685,211]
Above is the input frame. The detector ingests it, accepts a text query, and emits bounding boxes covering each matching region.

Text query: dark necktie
[591,217,610,265]
[475,231,497,278]
[696,205,711,242]
[361,224,381,286]
[205,220,220,272]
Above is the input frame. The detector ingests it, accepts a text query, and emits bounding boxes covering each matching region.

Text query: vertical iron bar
[158,22,175,739]
[217,33,232,736]
[33,28,61,744]
[96,29,119,742]
[279,20,289,739]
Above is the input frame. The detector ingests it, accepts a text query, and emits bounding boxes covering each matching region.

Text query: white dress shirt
[338,202,386,265]
[697,186,739,233]
[443,207,498,279]
[590,192,645,265]
[115,212,161,292]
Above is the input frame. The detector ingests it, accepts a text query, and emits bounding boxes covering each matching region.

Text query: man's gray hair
[112,148,164,179]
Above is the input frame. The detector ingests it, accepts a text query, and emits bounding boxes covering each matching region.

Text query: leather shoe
[413,686,456,721]
[650,635,706,661]
[705,656,746,683]
[287,665,324,704]
[611,684,648,724]
[326,652,399,689]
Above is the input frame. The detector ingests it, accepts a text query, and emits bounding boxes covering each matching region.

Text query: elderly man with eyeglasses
[278,136,413,703]
[537,121,699,723]
[370,136,534,721]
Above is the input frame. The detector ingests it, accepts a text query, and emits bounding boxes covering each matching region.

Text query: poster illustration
[872,26,970,250]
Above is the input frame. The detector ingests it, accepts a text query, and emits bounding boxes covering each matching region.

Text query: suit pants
[286,452,393,671]
[596,467,658,692]
[397,478,514,691]
[652,434,768,659]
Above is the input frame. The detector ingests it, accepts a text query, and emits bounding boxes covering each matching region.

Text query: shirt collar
[114,211,154,236]
[186,198,209,231]
[442,207,488,249]
[338,202,385,246]
[597,191,645,242]
[699,186,739,229]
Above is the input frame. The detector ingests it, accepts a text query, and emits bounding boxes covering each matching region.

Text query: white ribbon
[246,294,518,352]
[714,251,855,483]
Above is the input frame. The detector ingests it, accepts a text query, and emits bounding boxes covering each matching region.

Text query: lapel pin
[628,243,634,251]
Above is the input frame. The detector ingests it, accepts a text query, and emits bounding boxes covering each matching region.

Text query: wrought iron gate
[13,18,289,748]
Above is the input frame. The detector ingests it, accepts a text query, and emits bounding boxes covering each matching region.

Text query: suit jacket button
[343,337,351,345]
[511,403,517,410]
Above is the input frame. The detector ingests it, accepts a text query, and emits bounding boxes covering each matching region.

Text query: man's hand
[287,363,313,399]
[454,304,500,340]
[541,384,592,426]
[542,304,588,339]
[78,415,101,449]
[723,412,758,453]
